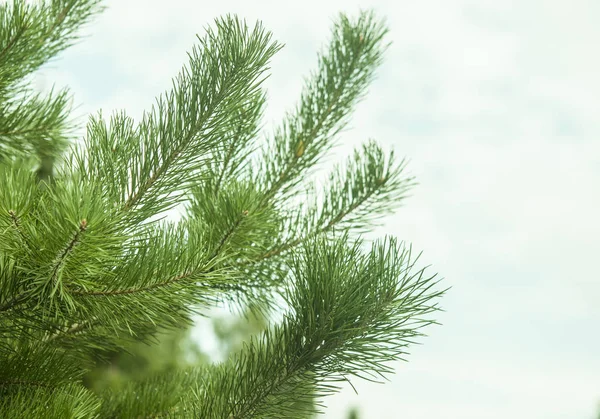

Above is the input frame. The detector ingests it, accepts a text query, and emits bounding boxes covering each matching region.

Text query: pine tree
[0,1,446,417]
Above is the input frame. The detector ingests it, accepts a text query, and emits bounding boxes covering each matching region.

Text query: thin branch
[0,2,74,75]
[0,219,87,312]
[246,177,383,264]
[209,213,246,260]
[122,146,181,211]
[214,43,365,264]
[262,102,334,203]
[67,267,243,298]
[7,209,31,247]
[48,219,87,287]
[68,271,194,297]
[43,317,98,342]
[215,55,359,264]
[122,51,238,212]
[213,122,246,198]
[64,250,250,299]
[0,379,51,390]
[122,108,215,211]
[262,38,363,203]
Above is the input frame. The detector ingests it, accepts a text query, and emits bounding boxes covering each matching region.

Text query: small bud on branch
[295,140,305,158]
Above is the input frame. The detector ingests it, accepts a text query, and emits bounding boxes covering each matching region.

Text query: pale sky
[37,0,600,418]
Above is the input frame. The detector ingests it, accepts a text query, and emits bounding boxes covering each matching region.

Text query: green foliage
[0,384,101,419]
[0,1,446,417]
[256,12,389,202]
[185,237,441,418]
[74,17,282,225]
[0,0,102,176]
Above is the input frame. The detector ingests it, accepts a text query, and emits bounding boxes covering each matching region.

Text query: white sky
[38,0,600,418]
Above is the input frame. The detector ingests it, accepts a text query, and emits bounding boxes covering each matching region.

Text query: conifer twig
[253,176,386,262]
[48,219,87,288]
[7,210,29,245]
[67,269,244,297]
[43,317,98,342]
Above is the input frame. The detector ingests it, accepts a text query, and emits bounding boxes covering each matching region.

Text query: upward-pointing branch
[81,16,282,226]
[48,219,87,295]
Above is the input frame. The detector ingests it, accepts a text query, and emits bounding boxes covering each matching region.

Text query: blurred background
[35,0,600,418]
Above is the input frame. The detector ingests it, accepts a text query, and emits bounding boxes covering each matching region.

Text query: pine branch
[21,220,243,349]
[0,174,131,321]
[207,90,266,198]
[0,15,26,69]
[261,95,340,202]
[208,237,443,418]
[0,87,72,167]
[0,383,101,418]
[7,210,29,246]
[0,344,85,393]
[209,212,246,260]
[76,16,282,226]
[0,0,103,96]
[188,178,282,272]
[0,1,100,186]
[97,368,196,418]
[256,10,390,202]
[0,5,446,417]
[197,11,390,276]
[100,236,444,418]
[48,218,87,296]
[0,15,283,341]
[0,158,40,223]
[0,217,89,314]
[242,141,414,265]
[0,219,87,311]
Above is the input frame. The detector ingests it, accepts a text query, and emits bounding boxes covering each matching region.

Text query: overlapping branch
[96,237,444,418]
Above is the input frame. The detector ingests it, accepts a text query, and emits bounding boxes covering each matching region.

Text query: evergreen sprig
[0,0,102,171]
[0,341,100,418]
[96,237,442,419]
[262,140,415,262]
[0,0,102,95]
[256,11,389,202]
[194,237,442,419]
[74,16,282,226]
[0,384,100,419]
[0,87,71,165]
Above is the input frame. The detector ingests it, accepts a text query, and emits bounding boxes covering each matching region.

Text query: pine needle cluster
[0,1,446,417]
